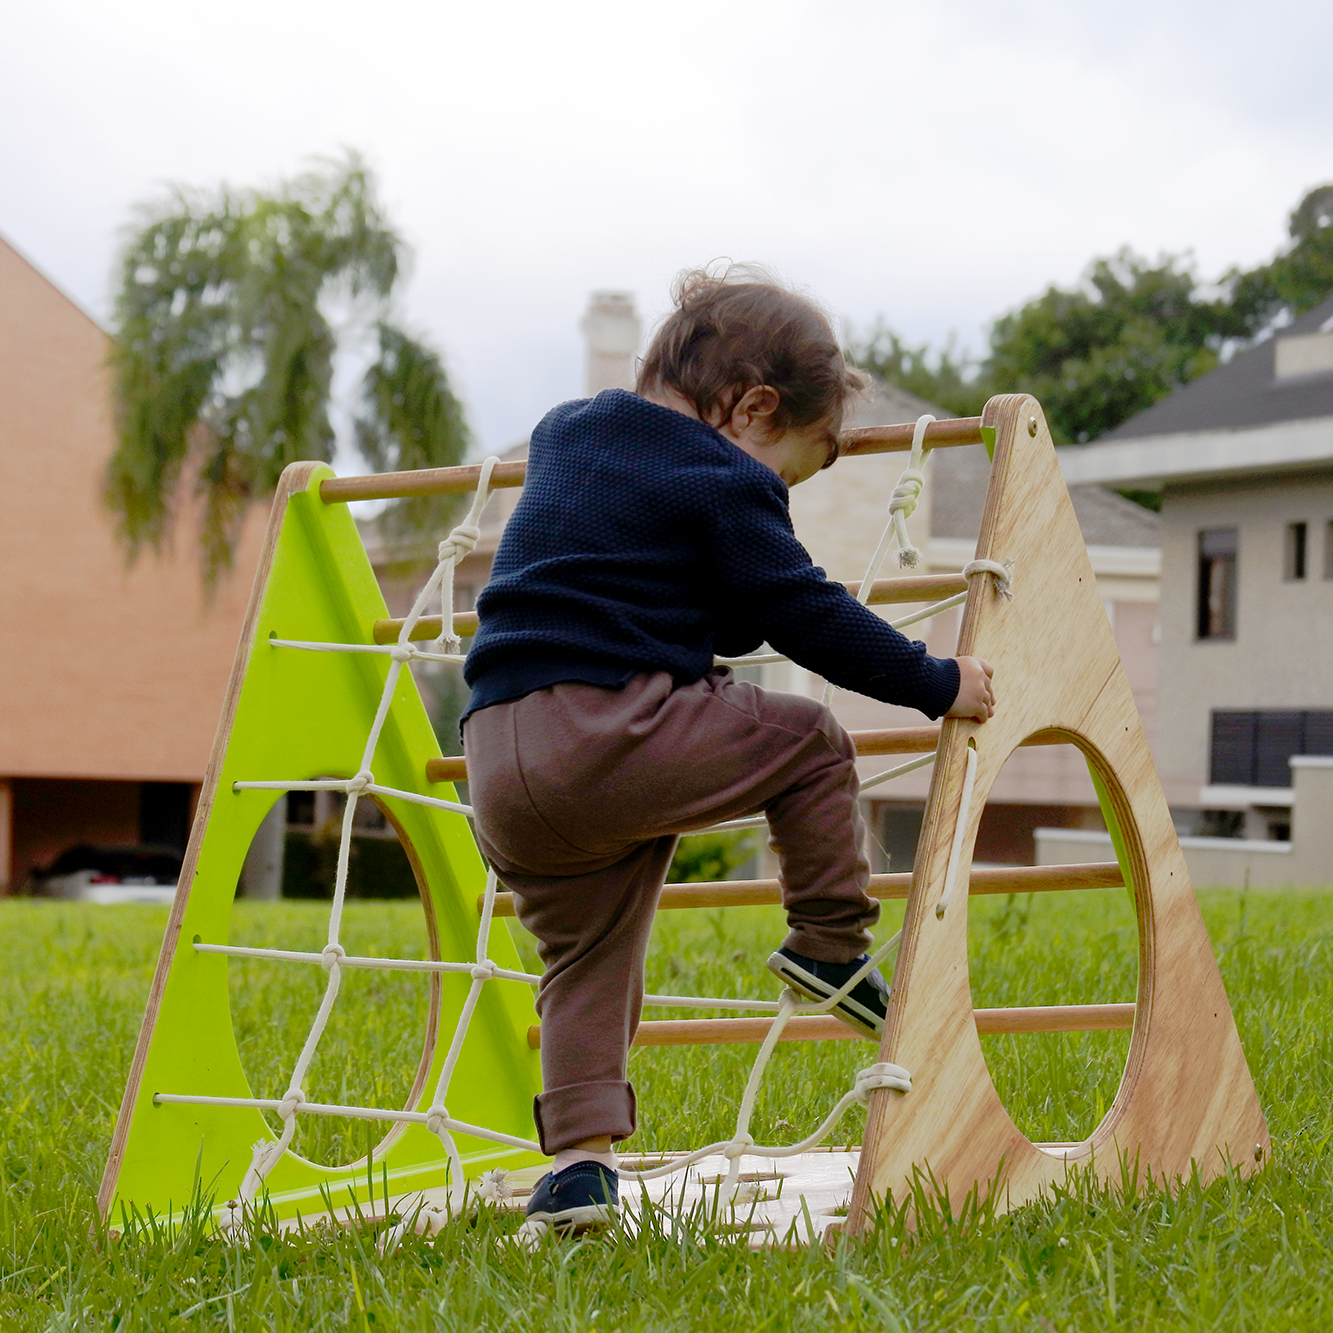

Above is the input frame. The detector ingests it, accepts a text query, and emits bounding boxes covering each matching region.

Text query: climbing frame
[98,394,1268,1242]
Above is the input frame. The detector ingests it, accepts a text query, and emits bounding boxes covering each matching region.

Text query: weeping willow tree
[105,155,469,584]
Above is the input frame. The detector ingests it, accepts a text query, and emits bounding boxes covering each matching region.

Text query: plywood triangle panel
[848,394,1268,1232]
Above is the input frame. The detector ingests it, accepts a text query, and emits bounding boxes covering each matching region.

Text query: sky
[3,0,1331,464]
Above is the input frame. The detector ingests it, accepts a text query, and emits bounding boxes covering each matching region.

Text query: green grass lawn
[2,888,1331,1330]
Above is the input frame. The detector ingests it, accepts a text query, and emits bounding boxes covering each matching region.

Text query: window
[1285,522,1308,580]
[1196,528,1237,640]
[139,782,193,853]
[1210,710,1333,787]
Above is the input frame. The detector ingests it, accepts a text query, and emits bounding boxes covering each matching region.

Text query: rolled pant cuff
[533,1080,637,1154]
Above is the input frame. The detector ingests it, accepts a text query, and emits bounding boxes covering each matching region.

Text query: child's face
[713,386,840,488]
[744,416,841,488]
[640,381,840,488]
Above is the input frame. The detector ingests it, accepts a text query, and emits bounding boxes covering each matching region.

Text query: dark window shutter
[1302,712,1333,756]
[1255,713,1304,787]
[1210,712,1258,785]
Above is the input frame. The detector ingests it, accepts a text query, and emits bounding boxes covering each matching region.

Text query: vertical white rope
[720,989,800,1193]
[421,868,504,1212]
[887,414,933,571]
[822,415,934,705]
[434,456,499,654]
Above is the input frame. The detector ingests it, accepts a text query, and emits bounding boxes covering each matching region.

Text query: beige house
[1060,291,1333,843]
[0,236,266,890]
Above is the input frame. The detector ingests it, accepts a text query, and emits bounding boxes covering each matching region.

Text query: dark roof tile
[1102,293,1333,441]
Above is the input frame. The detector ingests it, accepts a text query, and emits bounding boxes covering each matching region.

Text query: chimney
[580,291,641,396]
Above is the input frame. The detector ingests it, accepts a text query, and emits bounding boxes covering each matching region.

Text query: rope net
[161,418,1011,1232]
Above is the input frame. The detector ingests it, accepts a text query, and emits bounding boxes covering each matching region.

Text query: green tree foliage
[1228,184,1333,325]
[985,250,1250,444]
[105,155,469,584]
[850,183,1333,448]
[844,323,991,418]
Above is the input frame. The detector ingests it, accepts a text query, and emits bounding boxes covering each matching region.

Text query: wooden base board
[270,1152,862,1249]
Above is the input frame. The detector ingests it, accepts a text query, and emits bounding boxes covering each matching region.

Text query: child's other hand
[947,656,995,721]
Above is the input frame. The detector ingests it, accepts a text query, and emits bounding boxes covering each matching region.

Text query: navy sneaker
[766,946,890,1039]
[525,1161,619,1232]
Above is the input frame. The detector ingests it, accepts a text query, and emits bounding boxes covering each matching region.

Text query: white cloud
[2,0,1329,454]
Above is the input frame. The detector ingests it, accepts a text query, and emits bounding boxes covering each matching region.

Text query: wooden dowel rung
[375,611,477,644]
[379,575,969,646]
[851,574,969,605]
[522,1001,1134,1048]
[974,1003,1135,1036]
[321,419,985,505]
[484,862,1123,917]
[429,756,468,783]
[839,417,984,456]
[429,725,1070,785]
[429,724,942,783]
[851,726,942,756]
[321,459,529,503]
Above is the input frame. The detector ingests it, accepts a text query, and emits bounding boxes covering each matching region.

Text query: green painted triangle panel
[100,463,542,1226]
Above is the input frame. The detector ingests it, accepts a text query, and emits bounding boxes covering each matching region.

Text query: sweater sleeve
[708,469,961,720]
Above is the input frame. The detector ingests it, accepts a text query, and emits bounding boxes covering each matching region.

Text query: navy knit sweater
[463,390,960,720]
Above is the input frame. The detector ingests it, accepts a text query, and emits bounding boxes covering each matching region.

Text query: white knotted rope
[821,415,935,707]
[179,444,1018,1231]
[887,414,933,570]
[435,456,497,653]
[963,556,1015,601]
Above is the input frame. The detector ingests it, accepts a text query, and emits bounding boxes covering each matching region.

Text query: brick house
[0,235,266,891]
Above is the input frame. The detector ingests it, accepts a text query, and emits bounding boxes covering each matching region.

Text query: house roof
[1059,293,1333,490]
[1101,292,1333,442]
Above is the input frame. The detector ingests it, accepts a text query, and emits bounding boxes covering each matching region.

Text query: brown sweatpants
[462,669,878,1153]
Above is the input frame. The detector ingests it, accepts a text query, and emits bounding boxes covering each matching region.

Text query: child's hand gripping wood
[946,656,995,721]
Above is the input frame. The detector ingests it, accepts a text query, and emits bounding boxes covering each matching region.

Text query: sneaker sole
[766,952,884,1039]
[525,1203,618,1233]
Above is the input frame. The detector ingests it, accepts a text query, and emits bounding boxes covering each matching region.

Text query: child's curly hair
[636,265,866,446]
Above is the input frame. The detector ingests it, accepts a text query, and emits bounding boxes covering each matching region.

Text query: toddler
[462,268,994,1231]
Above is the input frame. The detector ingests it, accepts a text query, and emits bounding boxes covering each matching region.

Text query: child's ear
[729,385,780,436]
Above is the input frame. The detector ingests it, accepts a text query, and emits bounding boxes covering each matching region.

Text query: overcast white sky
[3,0,1330,462]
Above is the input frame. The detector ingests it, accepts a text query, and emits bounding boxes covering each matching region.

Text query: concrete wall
[1035,755,1333,887]
[1155,468,1333,802]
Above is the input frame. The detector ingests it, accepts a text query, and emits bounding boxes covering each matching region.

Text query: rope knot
[278,1090,303,1120]
[962,557,1015,600]
[854,1062,912,1101]
[389,644,413,663]
[347,770,373,794]
[723,1134,754,1160]
[470,960,499,981]
[439,521,481,565]
[425,1104,449,1137]
[887,470,924,517]
[884,416,933,571]
[321,943,346,971]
